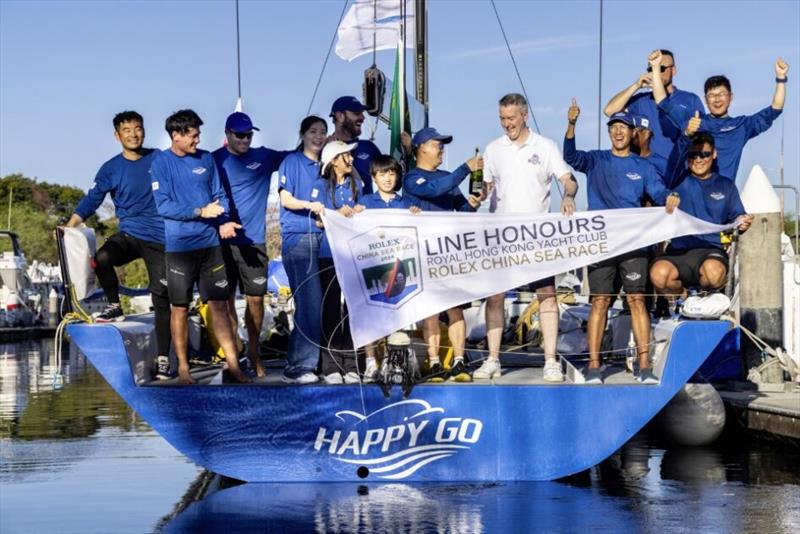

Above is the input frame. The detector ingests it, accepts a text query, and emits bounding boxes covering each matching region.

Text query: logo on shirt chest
[357,152,370,160]
[626,172,642,181]
[528,153,541,166]
[709,192,725,200]
[192,166,208,175]
[720,125,737,132]
[246,162,262,170]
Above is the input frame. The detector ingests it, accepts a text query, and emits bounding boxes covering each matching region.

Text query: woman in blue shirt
[314,140,365,384]
[278,116,328,384]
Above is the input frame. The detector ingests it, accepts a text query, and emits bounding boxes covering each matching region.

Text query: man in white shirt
[475,93,578,382]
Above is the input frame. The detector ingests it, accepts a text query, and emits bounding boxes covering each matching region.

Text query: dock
[0,325,57,343]
[719,387,800,440]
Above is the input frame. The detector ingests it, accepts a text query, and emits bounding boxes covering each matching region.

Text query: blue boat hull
[67,320,736,482]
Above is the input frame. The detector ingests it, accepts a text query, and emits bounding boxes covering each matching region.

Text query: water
[1,340,798,533]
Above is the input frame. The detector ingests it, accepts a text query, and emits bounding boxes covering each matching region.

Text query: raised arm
[772,58,789,110]
[563,99,594,173]
[649,50,668,104]
[604,73,652,116]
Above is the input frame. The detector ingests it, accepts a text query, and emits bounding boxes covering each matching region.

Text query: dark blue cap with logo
[225,112,260,132]
[412,127,453,147]
[632,114,651,130]
[330,96,367,116]
[607,111,635,127]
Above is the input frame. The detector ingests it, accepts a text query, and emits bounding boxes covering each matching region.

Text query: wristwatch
[194,207,202,217]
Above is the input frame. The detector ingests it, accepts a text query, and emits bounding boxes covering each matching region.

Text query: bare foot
[178,365,196,385]
[227,366,252,384]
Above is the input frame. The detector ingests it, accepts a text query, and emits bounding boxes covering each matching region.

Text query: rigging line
[597,0,604,150]
[306,0,350,117]
[372,0,377,66]
[235,0,242,100]
[489,0,540,135]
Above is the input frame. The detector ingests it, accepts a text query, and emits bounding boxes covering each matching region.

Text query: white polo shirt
[484,129,571,214]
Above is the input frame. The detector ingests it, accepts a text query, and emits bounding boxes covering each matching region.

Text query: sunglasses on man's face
[688,150,713,160]
[232,131,253,140]
[646,65,673,73]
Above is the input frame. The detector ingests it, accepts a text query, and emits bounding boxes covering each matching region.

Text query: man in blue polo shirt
[328,96,382,194]
[605,49,704,162]
[151,109,248,385]
[213,112,292,378]
[650,51,788,182]
[67,111,171,380]
[651,132,753,295]
[404,127,483,382]
[564,103,679,384]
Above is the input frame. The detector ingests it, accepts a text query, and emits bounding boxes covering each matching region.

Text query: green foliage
[785,212,798,252]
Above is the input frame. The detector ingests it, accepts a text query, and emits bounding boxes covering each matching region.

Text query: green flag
[389,35,412,168]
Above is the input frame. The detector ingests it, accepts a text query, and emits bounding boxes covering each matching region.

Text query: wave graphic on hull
[335,444,468,479]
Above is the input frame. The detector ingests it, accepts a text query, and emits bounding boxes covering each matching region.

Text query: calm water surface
[0,339,798,533]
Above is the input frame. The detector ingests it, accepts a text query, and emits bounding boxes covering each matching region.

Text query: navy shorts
[659,247,729,288]
[222,242,268,297]
[588,250,648,297]
[166,246,229,306]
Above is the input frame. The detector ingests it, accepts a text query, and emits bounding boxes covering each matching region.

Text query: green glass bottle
[469,147,483,196]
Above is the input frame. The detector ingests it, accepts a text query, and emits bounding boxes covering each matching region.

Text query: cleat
[449,360,472,382]
[543,359,564,383]
[473,359,502,380]
[427,362,445,383]
[636,368,659,385]
[93,303,124,323]
[155,355,171,380]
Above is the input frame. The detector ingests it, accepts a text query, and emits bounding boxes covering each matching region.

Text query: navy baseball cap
[330,96,367,116]
[225,112,260,132]
[632,114,651,130]
[412,127,453,147]
[607,111,635,127]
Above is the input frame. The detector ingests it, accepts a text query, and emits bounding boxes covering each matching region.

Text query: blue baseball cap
[330,96,367,116]
[225,112,260,133]
[607,111,635,127]
[412,127,453,147]
[632,115,651,130]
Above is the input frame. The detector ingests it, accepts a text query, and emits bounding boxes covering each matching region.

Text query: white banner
[323,207,734,348]
[335,0,415,62]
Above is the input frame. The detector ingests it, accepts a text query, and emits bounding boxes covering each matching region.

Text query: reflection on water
[0,340,798,534]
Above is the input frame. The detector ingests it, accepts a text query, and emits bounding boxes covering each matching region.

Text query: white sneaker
[324,372,344,384]
[473,359,502,379]
[543,359,564,383]
[343,371,361,384]
[363,360,378,383]
[282,371,319,384]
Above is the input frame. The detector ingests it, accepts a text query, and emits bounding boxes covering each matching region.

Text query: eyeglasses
[705,91,730,100]
[231,131,253,140]
[688,150,714,160]
[646,65,674,73]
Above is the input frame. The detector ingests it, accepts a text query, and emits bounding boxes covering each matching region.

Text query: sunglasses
[646,65,673,73]
[231,131,253,140]
[688,150,713,160]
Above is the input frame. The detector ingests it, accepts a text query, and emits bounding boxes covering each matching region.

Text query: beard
[342,116,362,139]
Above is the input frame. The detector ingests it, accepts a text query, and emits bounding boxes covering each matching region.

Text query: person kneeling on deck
[66,111,172,380]
[480,93,579,382]
[358,155,421,381]
[564,104,680,385]
[403,128,484,382]
[650,132,753,299]
[150,109,249,385]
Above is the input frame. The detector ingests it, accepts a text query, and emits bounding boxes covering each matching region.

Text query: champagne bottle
[469,147,483,196]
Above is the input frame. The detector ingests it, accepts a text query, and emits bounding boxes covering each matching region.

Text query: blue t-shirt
[627,87,704,162]
[150,149,230,253]
[563,137,671,210]
[660,102,781,182]
[278,152,324,249]
[402,164,475,213]
[349,139,381,195]
[75,149,165,244]
[669,173,745,251]
[213,146,290,245]
[361,191,414,209]
[313,176,363,258]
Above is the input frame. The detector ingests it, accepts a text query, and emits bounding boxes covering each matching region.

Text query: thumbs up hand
[685,110,702,137]
[568,98,581,124]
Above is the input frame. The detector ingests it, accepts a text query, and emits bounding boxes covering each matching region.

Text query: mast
[415,0,429,127]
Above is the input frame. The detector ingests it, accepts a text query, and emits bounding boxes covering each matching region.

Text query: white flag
[322,207,735,348]
[335,0,415,62]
